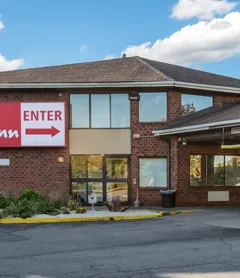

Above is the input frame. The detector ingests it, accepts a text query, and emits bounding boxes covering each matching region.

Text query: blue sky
[0,0,240,78]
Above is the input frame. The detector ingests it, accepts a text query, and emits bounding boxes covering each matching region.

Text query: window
[190,155,240,186]
[139,93,167,122]
[70,94,130,128]
[72,182,87,201]
[106,158,128,178]
[87,155,102,178]
[71,155,103,203]
[71,156,86,178]
[190,155,203,186]
[139,158,167,187]
[107,182,128,202]
[91,95,110,128]
[181,94,212,115]
[70,94,89,128]
[111,94,130,127]
[88,182,103,202]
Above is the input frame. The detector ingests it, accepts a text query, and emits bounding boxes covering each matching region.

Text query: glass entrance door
[71,155,130,204]
[105,156,129,203]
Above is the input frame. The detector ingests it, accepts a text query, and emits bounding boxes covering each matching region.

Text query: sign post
[88,194,97,212]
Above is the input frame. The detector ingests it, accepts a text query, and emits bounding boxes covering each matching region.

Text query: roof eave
[153,119,240,136]
[0,81,239,93]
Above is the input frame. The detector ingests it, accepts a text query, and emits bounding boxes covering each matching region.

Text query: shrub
[0,208,8,219]
[62,208,70,214]
[51,199,67,210]
[15,199,37,219]
[38,200,56,215]
[17,189,45,202]
[0,194,8,209]
[0,189,67,219]
[7,189,15,203]
[68,199,77,211]
[5,202,20,218]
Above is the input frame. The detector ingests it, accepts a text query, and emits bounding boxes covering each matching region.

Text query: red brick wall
[214,94,240,106]
[2,89,240,205]
[130,92,240,206]
[0,90,70,200]
[177,144,240,206]
[130,91,181,206]
[175,94,240,206]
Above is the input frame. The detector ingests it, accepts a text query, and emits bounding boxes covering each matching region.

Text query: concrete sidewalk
[0,207,195,224]
[0,209,164,224]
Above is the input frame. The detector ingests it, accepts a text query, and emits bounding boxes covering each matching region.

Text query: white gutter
[153,119,240,136]
[0,81,239,94]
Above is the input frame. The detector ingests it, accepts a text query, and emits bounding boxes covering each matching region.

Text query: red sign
[0,103,21,147]
[0,102,66,147]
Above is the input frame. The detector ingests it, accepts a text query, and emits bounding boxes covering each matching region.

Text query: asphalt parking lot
[1,208,240,278]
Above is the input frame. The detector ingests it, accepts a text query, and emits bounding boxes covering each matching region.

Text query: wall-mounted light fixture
[182,138,187,145]
[57,156,64,163]
[128,91,140,101]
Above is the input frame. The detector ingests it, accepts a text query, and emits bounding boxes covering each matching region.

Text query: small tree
[181,103,196,115]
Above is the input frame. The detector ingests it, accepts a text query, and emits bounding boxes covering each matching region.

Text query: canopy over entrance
[153,102,240,146]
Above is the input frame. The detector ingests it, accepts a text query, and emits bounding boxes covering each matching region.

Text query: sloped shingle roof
[142,58,240,89]
[0,56,239,89]
[166,102,240,130]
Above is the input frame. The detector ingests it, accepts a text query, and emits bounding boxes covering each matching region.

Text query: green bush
[38,200,56,215]
[0,194,8,209]
[17,189,45,202]
[16,199,37,219]
[51,199,67,210]
[62,208,70,214]
[0,208,8,219]
[5,202,20,218]
[7,189,15,203]
[0,189,66,219]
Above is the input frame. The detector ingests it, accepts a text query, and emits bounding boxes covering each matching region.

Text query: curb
[0,210,194,224]
[161,210,194,216]
[0,212,164,224]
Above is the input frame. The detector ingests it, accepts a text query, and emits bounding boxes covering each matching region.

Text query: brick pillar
[168,91,181,121]
[168,91,181,190]
[207,155,216,186]
[169,136,178,190]
[200,155,207,186]
[130,99,139,204]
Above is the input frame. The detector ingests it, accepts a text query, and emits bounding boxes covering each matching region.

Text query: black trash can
[160,189,176,208]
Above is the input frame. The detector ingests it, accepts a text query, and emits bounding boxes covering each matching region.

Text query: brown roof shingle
[0,56,168,84]
[0,56,239,89]
[143,58,240,89]
[167,102,240,130]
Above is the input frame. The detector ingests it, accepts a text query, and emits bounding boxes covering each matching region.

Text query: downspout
[168,139,171,189]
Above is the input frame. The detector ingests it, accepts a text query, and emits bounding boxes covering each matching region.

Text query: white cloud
[172,0,238,20]
[80,44,88,52]
[0,21,4,30]
[0,54,24,71]
[0,18,24,71]
[121,12,240,66]
[104,55,116,60]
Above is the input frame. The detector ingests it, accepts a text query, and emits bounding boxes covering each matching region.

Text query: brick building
[0,56,240,206]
